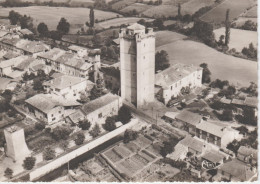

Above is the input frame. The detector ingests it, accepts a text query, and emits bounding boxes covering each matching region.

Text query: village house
[237,146,257,165]
[5,25,21,33]
[0,77,18,91]
[24,94,81,124]
[0,55,27,77]
[216,159,257,182]
[43,75,94,100]
[80,93,122,124]
[178,135,207,156]
[18,29,33,37]
[201,150,227,167]
[2,51,20,60]
[175,110,202,135]
[195,120,240,148]
[155,63,202,104]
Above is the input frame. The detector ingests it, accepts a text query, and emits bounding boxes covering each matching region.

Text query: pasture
[156,34,257,86]
[200,0,256,24]
[120,3,153,14]
[214,27,257,52]
[180,0,215,15]
[143,5,178,18]
[155,31,187,47]
[0,6,121,33]
[97,17,153,29]
[111,0,136,11]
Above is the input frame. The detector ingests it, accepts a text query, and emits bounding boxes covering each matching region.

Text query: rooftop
[244,97,257,108]
[202,150,225,163]
[220,97,232,104]
[179,135,205,153]
[238,146,257,159]
[219,159,256,181]
[231,98,244,106]
[175,110,202,126]
[19,28,33,35]
[68,45,87,52]
[0,77,12,90]
[155,63,202,88]
[81,93,120,115]
[127,23,145,30]
[67,110,85,124]
[0,55,27,68]
[37,48,65,61]
[2,51,20,60]
[43,75,87,90]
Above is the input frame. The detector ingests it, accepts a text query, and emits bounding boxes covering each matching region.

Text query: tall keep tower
[119,23,155,108]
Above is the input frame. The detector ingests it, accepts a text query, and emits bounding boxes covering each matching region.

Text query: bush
[118,106,132,124]
[7,109,16,118]
[78,119,91,130]
[35,121,46,131]
[59,140,69,151]
[24,126,38,137]
[103,116,116,131]
[74,132,85,145]
[22,156,36,170]
[89,124,101,138]
[160,136,179,157]
[123,129,138,143]
[51,125,73,141]
[43,147,56,160]
[4,168,13,179]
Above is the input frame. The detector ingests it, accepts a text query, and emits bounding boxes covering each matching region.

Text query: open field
[162,0,191,5]
[120,3,153,14]
[111,0,136,10]
[97,17,153,29]
[180,0,215,15]
[143,5,178,18]
[156,34,257,86]
[200,0,256,24]
[214,27,257,52]
[155,31,187,47]
[242,5,257,17]
[0,6,121,32]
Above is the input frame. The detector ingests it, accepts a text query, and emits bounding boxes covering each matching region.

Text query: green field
[155,31,187,47]
[143,5,178,18]
[180,0,215,15]
[120,3,153,14]
[111,0,136,10]
[155,31,257,86]
[214,27,257,52]
[0,6,121,33]
[200,0,256,24]
[97,17,153,29]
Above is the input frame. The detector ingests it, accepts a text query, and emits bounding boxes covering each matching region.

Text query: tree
[33,78,43,91]
[89,124,101,138]
[193,20,216,47]
[19,15,34,30]
[37,22,49,36]
[78,119,91,130]
[241,20,257,31]
[123,129,138,143]
[103,116,116,131]
[177,3,182,19]
[242,43,257,59]
[57,17,70,34]
[59,140,69,151]
[74,132,85,145]
[90,77,106,100]
[89,7,95,27]
[8,10,20,25]
[225,9,230,46]
[43,147,56,160]
[182,14,192,23]
[22,156,36,170]
[35,121,46,131]
[155,50,170,72]
[118,106,132,124]
[199,63,211,83]
[51,126,73,141]
[153,19,164,30]
[92,34,102,46]
[218,35,225,46]
[79,92,90,103]
[220,109,233,121]
[160,137,179,157]
[4,168,13,179]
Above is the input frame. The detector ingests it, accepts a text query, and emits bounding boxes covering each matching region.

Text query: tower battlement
[119,24,154,41]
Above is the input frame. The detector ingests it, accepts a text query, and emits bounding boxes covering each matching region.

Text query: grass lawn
[0,6,121,33]
[180,0,215,15]
[214,27,257,52]
[156,35,257,87]
[120,3,153,14]
[97,17,153,29]
[155,31,187,47]
[200,0,256,24]
[143,5,178,18]
[111,0,136,11]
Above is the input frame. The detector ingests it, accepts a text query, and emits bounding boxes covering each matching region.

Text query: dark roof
[175,110,202,126]
[81,93,120,115]
[219,159,256,181]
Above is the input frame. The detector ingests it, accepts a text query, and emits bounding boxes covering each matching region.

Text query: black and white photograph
[0,0,258,182]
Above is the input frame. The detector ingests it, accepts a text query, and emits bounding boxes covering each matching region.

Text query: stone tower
[119,23,155,108]
[4,125,31,162]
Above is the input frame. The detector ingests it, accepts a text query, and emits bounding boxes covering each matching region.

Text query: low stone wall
[29,119,138,181]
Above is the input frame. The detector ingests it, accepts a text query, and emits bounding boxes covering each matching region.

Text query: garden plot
[113,145,132,158]
[134,135,152,148]
[124,142,141,153]
[139,150,157,162]
[131,154,150,166]
[103,148,123,163]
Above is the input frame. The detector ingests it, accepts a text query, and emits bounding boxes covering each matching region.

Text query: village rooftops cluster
[156,63,202,88]
[220,96,258,108]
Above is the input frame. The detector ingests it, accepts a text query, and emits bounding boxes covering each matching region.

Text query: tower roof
[127,23,145,31]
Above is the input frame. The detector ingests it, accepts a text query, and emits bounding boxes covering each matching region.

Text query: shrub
[59,140,69,151]
[74,132,85,145]
[22,156,36,170]
[118,106,132,124]
[89,124,101,138]
[78,119,91,130]
[43,147,56,160]
[7,109,16,118]
[4,168,13,179]
[103,116,116,131]
[123,129,138,143]
[24,126,38,137]
[51,125,73,141]
[35,121,46,131]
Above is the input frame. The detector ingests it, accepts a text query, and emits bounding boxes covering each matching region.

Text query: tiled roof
[43,75,87,90]
[180,135,205,153]
[37,48,65,61]
[155,63,202,88]
[164,111,178,120]
[2,51,20,60]
[67,110,85,124]
[6,70,25,79]
[81,93,120,115]
[202,150,225,163]
[0,55,27,68]
[176,110,202,126]
[19,29,33,35]
[15,57,35,70]
[244,97,257,108]
[127,23,145,30]
[238,146,257,159]
[231,98,244,106]
[68,45,86,52]
[0,77,12,90]
[1,38,21,46]
[219,159,256,181]
[196,120,231,138]
[220,97,231,104]
[0,30,8,37]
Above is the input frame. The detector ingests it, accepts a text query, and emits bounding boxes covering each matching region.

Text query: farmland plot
[214,27,257,52]
[155,31,188,47]
[120,3,153,14]
[200,0,256,24]
[111,0,136,10]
